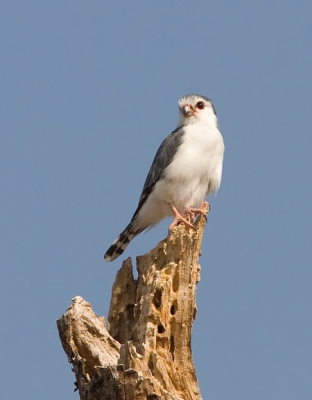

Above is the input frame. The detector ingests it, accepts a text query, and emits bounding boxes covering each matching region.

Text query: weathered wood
[57,205,209,400]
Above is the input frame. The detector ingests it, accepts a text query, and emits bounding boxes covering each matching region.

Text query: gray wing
[131,126,185,221]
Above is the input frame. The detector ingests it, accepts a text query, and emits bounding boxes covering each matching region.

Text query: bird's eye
[196,101,205,110]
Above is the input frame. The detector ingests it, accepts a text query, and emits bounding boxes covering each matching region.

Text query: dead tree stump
[57,205,209,400]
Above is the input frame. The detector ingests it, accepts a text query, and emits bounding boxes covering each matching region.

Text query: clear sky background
[1,1,311,399]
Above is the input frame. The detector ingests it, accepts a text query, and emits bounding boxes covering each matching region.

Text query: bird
[104,94,224,262]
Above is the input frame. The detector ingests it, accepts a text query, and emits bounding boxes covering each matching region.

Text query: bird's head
[177,94,218,127]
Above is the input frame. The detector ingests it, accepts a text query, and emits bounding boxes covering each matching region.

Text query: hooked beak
[183,105,194,117]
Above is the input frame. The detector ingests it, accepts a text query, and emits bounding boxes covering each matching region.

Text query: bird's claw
[183,201,209,222]
[169,215,196,231]
[168,202,196,231]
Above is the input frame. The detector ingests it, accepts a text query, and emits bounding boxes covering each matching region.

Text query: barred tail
[104,222,144,262]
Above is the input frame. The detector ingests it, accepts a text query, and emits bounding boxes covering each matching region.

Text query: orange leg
[183,201,209,222]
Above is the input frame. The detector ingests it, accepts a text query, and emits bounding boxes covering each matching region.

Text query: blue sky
[1,1,312,399]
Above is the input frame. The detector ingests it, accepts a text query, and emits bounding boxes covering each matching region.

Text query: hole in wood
[193,306,197,320]
[148,354,154,375]
[157,324,165,334]
[126,304,134,318]
[153,288,162,308]
[170,301,177,315]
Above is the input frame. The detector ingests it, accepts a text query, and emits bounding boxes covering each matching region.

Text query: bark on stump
[57,205,209,400]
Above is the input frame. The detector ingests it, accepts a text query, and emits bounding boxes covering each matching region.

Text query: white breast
[136,121,224,229]
[161,122,224,212]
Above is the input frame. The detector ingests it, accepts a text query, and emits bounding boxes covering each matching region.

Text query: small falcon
[104,94,224,262]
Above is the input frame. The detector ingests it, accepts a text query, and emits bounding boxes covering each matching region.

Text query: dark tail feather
[104,222,144,262]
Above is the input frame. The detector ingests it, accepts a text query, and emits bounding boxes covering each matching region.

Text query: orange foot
[183,201,210,222]
[169,203,195,230]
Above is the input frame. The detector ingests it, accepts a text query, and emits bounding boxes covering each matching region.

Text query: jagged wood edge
[57,205,209,400]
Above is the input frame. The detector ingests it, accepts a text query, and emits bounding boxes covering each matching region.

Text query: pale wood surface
[57,205,209,400]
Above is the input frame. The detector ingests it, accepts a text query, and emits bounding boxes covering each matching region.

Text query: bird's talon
[169,202,196,230]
